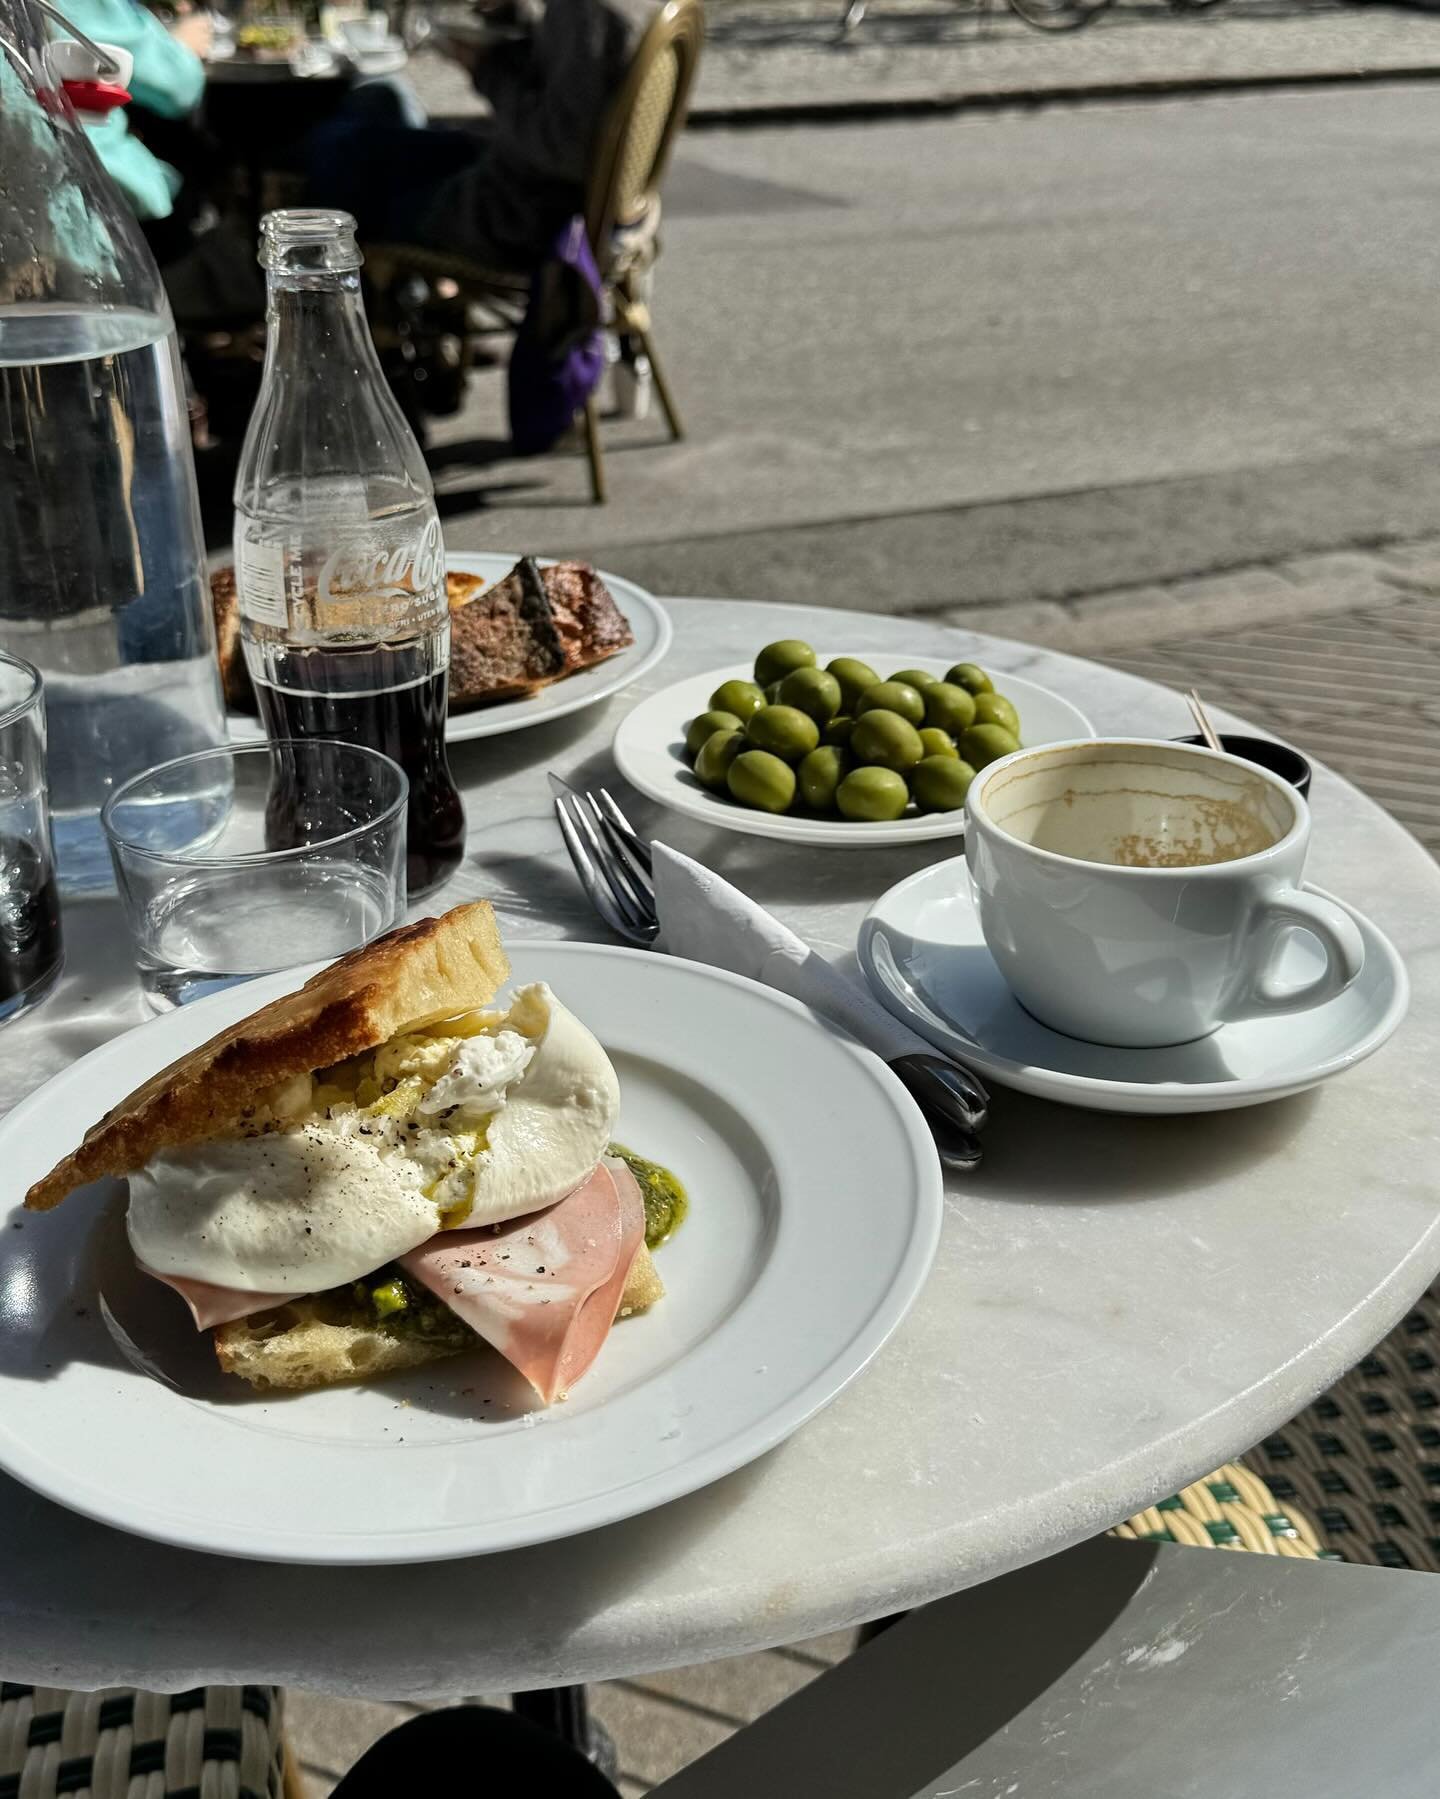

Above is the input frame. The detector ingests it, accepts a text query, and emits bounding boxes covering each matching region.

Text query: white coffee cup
[964,737,1365,1049]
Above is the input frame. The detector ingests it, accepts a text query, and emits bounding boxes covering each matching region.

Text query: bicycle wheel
[1006,0,1115,31]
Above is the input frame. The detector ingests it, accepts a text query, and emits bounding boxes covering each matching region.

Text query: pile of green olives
[682,641,1024,823]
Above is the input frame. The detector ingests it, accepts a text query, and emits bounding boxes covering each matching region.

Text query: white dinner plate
[229,554,672,747]
[613,658,1094,847]
[859,858,1409,1115]
[0,942,941,1564]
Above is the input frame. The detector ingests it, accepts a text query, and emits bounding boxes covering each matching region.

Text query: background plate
[613,657,1094,846]
[0,943,941,1564]
[229,553,672,746]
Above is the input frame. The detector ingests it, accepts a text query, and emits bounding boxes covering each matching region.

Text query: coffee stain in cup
[1102,791,1277,869]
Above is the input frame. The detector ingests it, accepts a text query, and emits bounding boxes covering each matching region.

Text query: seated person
[306,0,657,269]
[63,0,209,221]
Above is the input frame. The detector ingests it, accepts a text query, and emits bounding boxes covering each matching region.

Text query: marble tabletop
[2,596,1437,1697]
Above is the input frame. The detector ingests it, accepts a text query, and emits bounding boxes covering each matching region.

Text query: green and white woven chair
[0,1685,297,1799]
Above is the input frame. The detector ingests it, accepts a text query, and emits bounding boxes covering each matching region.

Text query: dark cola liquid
[256,653,465,897]
[0,834,62,1010]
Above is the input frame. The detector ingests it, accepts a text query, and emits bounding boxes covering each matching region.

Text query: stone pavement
[410,0,1440,127]
[285,569,1438,1795]
[693,0,1440,122]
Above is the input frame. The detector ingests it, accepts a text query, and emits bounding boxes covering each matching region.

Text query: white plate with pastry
[0,906,941,1564]
[223,553,672,747]
[613,658,1095,847]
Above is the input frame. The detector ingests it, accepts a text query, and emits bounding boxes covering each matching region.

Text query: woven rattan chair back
[0,1685,291,1799]
[584,0,704,264]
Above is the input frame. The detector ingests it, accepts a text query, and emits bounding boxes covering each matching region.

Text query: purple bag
[507,216,605,455]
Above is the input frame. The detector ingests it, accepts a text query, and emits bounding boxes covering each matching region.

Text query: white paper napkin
[651,841,936,1064]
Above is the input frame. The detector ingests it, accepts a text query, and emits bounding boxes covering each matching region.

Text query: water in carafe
[0,306,226,889]
[0,2,226,893]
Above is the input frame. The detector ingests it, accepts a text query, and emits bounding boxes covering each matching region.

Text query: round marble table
[2,597,1437,1697]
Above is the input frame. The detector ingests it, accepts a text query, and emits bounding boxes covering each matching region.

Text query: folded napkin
[651,842,936,1064]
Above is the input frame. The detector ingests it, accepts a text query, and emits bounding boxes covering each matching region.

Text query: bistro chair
[365,0,705,505]
[0,1685,301,1799]
[654,1528,1440,1798]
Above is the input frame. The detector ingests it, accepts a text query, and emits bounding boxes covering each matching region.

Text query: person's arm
[65,0,206,117]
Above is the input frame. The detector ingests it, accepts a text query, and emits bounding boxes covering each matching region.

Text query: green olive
[923,681,977,736]
[823,714,855,747]
[890,667,938,690]
[764,679,785,705]
[856,681,926,728]
[945,662,994,697]
[973,692,1020,737]
[826,658,881,711]
[958,723,1021,769]
[836,766,909,823]
[918,727,959,759]
[746,704,820,764]
[850,709,925,772]
[798,745,849,812]
[694,729,746,792]
[910,755,976,812]
[754,639,817,688]
[728,750,796,813]
[778,666,842,726]
[685,709,743,759]
[710,679,765,721]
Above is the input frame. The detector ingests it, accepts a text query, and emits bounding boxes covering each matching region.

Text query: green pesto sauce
[609,1144,689,1249]
[336,1267,472,1347]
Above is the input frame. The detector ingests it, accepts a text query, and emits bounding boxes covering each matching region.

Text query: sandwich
[26,903,664,1405]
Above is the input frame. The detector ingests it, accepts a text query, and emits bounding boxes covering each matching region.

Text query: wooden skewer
[1186,689,1224,753]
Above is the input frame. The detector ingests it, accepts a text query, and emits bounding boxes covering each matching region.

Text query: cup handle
[1235,888,1366,1019]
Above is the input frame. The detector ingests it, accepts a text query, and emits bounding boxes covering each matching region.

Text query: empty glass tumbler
[102,739,408,1010]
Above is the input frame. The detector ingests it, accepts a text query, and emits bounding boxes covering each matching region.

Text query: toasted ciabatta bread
[209,567,258,715]
[212,569,507,714]
[214,1244,666,1392]
[25,903,510,1213]
[448,558,635,709]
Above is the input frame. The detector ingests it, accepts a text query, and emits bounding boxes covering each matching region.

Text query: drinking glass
[102,739,407,1010]
[0,651,63,1025]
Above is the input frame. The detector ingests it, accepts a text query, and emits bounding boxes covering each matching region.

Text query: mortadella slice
[400,1159,645,1403]
[138,1262,291,1330]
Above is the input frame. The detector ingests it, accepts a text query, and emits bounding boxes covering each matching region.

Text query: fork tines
[551,778,659,946]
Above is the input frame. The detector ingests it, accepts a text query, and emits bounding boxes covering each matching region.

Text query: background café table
[0,596,1436,1697]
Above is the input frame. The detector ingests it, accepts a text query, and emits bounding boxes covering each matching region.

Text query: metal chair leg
[637,328,684,441]
[583,395,608,503]
[511,1686,619,1780]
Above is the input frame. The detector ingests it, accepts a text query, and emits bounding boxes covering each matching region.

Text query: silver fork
[550,773,987,1170]
[550,774,659,947]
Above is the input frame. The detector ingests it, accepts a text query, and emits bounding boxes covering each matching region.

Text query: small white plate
[613,658,1094,847]
[859,859,1409,1115]
[0,942,940,1564]
[229,554,672,748]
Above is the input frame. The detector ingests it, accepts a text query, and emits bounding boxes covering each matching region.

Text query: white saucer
[858,858,1409,1115]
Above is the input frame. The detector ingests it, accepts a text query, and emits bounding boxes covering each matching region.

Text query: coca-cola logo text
[317,517,444,603]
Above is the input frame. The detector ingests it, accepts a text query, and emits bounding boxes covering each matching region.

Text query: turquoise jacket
[64,0,205,219]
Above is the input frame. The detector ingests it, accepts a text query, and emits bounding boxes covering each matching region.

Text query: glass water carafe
[0,0,225,892]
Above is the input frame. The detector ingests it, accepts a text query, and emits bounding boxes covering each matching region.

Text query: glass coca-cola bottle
[233,209,465,897]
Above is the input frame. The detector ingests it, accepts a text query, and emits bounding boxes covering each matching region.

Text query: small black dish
[1173,732,1312,800]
